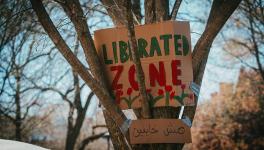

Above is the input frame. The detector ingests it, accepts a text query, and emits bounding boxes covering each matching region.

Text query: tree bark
[65,102,75,150]
[126,0,151,119]
[132,0,142,23]
[185,0,242,122]
[65,42,96,150]
[30,1,130,149]
[30,0,127,127]
[15,68,22,141]
[170,0,182,20]
[61,1,132,149]
[144,0,155,24]
[103,111,131,150]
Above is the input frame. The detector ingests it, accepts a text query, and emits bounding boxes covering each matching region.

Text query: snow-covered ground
[0,139,48,150]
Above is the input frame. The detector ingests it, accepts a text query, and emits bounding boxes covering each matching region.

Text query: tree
[40,45,95,150]
[0,106,55,143]
[0,30,53,141]
[29,0,241,149]
[223,0,264,81]
[1,0,107,147]
[0,0,36,96]
[46,75,94,150]
[32,35,104,149]
[0,0,35,51]
[187,69,264,150]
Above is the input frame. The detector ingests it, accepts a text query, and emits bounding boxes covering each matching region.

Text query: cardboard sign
[94,21,194,109]
[129,119,192,144]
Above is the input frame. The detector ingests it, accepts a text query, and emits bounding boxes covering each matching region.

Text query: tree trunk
[135,1,184,149]
[100,0,184,149]
[30,0,241,149]
[65,137,76,150]
[15,69,22,141]
[103,111,131,149]
[65,65,93,150]
[101,0,241,149]
[65,103,75,150]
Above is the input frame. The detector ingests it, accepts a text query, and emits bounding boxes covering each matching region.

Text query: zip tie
[189,82,200,97]
[120,119,132,134]
[182,116,192,127]
[116,117,132,150]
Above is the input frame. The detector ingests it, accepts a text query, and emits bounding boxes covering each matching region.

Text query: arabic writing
[133,123,185,137]
[133,124,158,137]
[163,123,185,136]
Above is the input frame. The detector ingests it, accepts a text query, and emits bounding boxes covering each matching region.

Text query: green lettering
[174,34,182,55]
[112,42,118,63]
[149,37,162,57]
[102,44,113,64]
[160,34,172,55]
[128,41,133,61]
[137,38,149,58]
[119,41,129,63]
[182,35,189,56]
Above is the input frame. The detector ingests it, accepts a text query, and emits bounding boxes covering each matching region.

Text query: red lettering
[149,61,166,87]
[171,60,182,85]
[128,65,139,90]
[110,65,123,90]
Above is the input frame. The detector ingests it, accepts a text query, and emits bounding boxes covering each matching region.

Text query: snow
[0,139,49,150]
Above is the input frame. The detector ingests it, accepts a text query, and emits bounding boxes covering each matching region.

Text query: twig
[170,0,182,20]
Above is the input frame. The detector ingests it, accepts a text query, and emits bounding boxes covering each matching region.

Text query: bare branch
[247,5,264,80]
[170,0,182,20]
[192,0,241,85]
[100,0,127,26]
[223,47,258,71]
[82,3,108,16]
[126,1,151,118]
[83,92,94,112]
[21,100,38,120]
[79,132,108,150]
[60,0,106,83]
[131,0,142,23]
[30,0,126,126]
[144,0,155,24]
[184,0,241,122]
[0,107,16,122]
[92,124,107,129]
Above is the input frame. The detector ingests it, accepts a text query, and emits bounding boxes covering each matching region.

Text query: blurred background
[0,0,263,149]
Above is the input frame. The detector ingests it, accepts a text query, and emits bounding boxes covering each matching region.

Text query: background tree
[38,42,96,149]
[186,68,264,150]
[29,0,242,149]
[0,29,54,141]
[0,105,55,143]
[0,0,35,51]
[223,0,264,81]
[186,1,264,148]
[1,1,114,149]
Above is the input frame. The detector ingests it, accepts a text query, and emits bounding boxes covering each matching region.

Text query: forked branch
[30,0,126,126]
